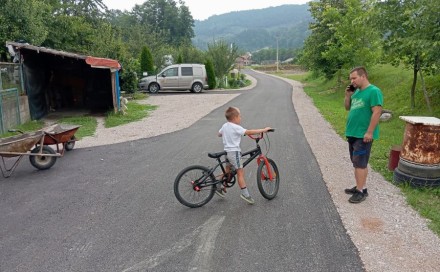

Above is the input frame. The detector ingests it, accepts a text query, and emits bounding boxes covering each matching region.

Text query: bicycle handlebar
[247,128,275,140]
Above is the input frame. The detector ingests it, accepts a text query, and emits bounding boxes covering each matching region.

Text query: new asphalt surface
[0,71,364,271]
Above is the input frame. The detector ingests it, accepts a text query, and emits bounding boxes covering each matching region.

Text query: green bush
[205,59,216,89]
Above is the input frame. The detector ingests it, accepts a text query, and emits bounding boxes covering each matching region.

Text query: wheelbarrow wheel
[65,136,76,151]
[29,146,57,170]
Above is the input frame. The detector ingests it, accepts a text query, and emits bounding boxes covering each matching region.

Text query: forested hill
[192,4,312,52]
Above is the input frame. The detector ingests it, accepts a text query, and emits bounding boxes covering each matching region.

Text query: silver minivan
[139,64,209,93]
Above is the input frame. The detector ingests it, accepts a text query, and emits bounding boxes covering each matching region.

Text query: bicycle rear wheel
[257,158,280,200]
[174,165,216,208]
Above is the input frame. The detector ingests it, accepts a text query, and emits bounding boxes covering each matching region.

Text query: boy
[217,107,271,204]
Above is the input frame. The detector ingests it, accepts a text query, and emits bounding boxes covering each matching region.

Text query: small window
[181,67,193,76]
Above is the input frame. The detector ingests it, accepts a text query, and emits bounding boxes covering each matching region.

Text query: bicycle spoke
[174,165,215,208]
[257,159,280,200]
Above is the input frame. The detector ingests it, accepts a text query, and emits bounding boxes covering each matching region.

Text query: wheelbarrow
[0,130,60,178]
[41,124,80,156]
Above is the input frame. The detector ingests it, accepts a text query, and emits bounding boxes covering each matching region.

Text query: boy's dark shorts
[347,137,373,169]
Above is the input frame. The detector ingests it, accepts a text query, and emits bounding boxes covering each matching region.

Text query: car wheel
[192,82,203,93]
[149,83,160,93]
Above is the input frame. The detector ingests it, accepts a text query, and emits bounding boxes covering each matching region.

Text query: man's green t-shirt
[345,84,383,140]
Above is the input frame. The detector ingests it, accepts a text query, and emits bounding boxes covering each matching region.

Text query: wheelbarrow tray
[42,124,80,145]
[0,130,59,178]
[0,131,45,157]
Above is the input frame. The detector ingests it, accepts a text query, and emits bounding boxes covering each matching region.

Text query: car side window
[163,68,178,77]
[181,67,193,76]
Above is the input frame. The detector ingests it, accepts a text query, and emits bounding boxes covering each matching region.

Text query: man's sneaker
[349,191,366,203]
[215,188,226,198]
[240,194,255,205]
[345,186,368,197]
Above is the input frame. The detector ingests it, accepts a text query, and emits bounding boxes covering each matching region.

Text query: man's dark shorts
[347,137,373,169]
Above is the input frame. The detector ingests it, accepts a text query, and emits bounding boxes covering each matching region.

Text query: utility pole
[276,36,279,73]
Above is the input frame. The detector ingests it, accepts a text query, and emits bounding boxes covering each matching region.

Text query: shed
[6,42,121,120]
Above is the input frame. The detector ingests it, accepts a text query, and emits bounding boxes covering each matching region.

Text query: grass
[58,116,97,139]
[0,96,158,139]
[0,120,45,138]
[280,64,440,236]
[105,101,157,128]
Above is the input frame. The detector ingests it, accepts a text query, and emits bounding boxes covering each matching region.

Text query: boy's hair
[350,66,368,78]
[225,107,240,121]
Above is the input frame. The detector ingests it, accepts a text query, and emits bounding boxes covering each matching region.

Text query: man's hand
[344,87,354,111]
[363,131,373,143]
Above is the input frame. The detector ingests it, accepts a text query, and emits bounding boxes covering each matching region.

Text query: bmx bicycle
[174,129,279,208]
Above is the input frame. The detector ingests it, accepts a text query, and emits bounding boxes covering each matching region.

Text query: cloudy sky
[102,0,310,21]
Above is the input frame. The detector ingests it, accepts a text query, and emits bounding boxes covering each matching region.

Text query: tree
[205,59,216,89]
[176,54,183,64]
[374,0,440,110]
[106,9,164,59]
[119,57,139,94]
[131,0,194,46]
[0,0,51,60]
[207,40,239,85]
[177,45,205,64]
[175,0,195,45]
[140,46,155,75]
[300,0,381,80]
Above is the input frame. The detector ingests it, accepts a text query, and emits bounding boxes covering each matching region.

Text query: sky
[102,0,310,21]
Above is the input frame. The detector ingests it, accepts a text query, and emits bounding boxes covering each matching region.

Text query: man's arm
[363,106,382,142]
[344,89,353,111]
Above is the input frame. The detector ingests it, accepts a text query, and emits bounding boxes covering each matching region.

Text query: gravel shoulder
[77,73,440,271]
[281,74,440,272]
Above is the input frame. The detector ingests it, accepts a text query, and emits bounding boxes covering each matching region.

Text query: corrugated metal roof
[6,42,121,70]
[6,41,87,60]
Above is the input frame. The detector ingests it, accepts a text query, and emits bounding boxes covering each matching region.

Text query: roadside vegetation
[105,102,157,128]
[0,98,157,139]
[279,64,440,235]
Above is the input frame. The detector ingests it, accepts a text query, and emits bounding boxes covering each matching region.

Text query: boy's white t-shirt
[219,122,247,152]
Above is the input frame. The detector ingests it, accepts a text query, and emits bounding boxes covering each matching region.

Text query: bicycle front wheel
[174,165,216,208]
[257,158,280,200]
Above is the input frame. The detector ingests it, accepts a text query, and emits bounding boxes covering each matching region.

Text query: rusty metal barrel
[399,116,440,165]
[394,116,440,187]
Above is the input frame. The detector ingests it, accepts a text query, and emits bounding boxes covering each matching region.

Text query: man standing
[344,67,383,203]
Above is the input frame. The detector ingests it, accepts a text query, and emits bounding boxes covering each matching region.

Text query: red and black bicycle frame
[243,133,274,181]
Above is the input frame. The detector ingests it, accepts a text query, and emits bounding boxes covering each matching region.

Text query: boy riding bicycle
[217,106,272,204]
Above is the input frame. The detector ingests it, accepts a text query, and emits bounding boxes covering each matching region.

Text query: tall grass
[283,64,440,235]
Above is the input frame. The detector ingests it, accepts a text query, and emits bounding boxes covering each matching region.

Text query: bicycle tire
[257,158,280,200]
[174,165,216,208]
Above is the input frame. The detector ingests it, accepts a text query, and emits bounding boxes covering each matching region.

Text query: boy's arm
[218,132,222,137]
[244,127,271,135]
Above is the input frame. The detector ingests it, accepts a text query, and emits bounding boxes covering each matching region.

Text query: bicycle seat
[208,151,226,158]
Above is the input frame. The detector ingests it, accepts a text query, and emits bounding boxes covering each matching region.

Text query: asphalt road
[0,71,364,272]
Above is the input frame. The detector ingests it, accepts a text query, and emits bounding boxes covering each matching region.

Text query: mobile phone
[348,84,356,92]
